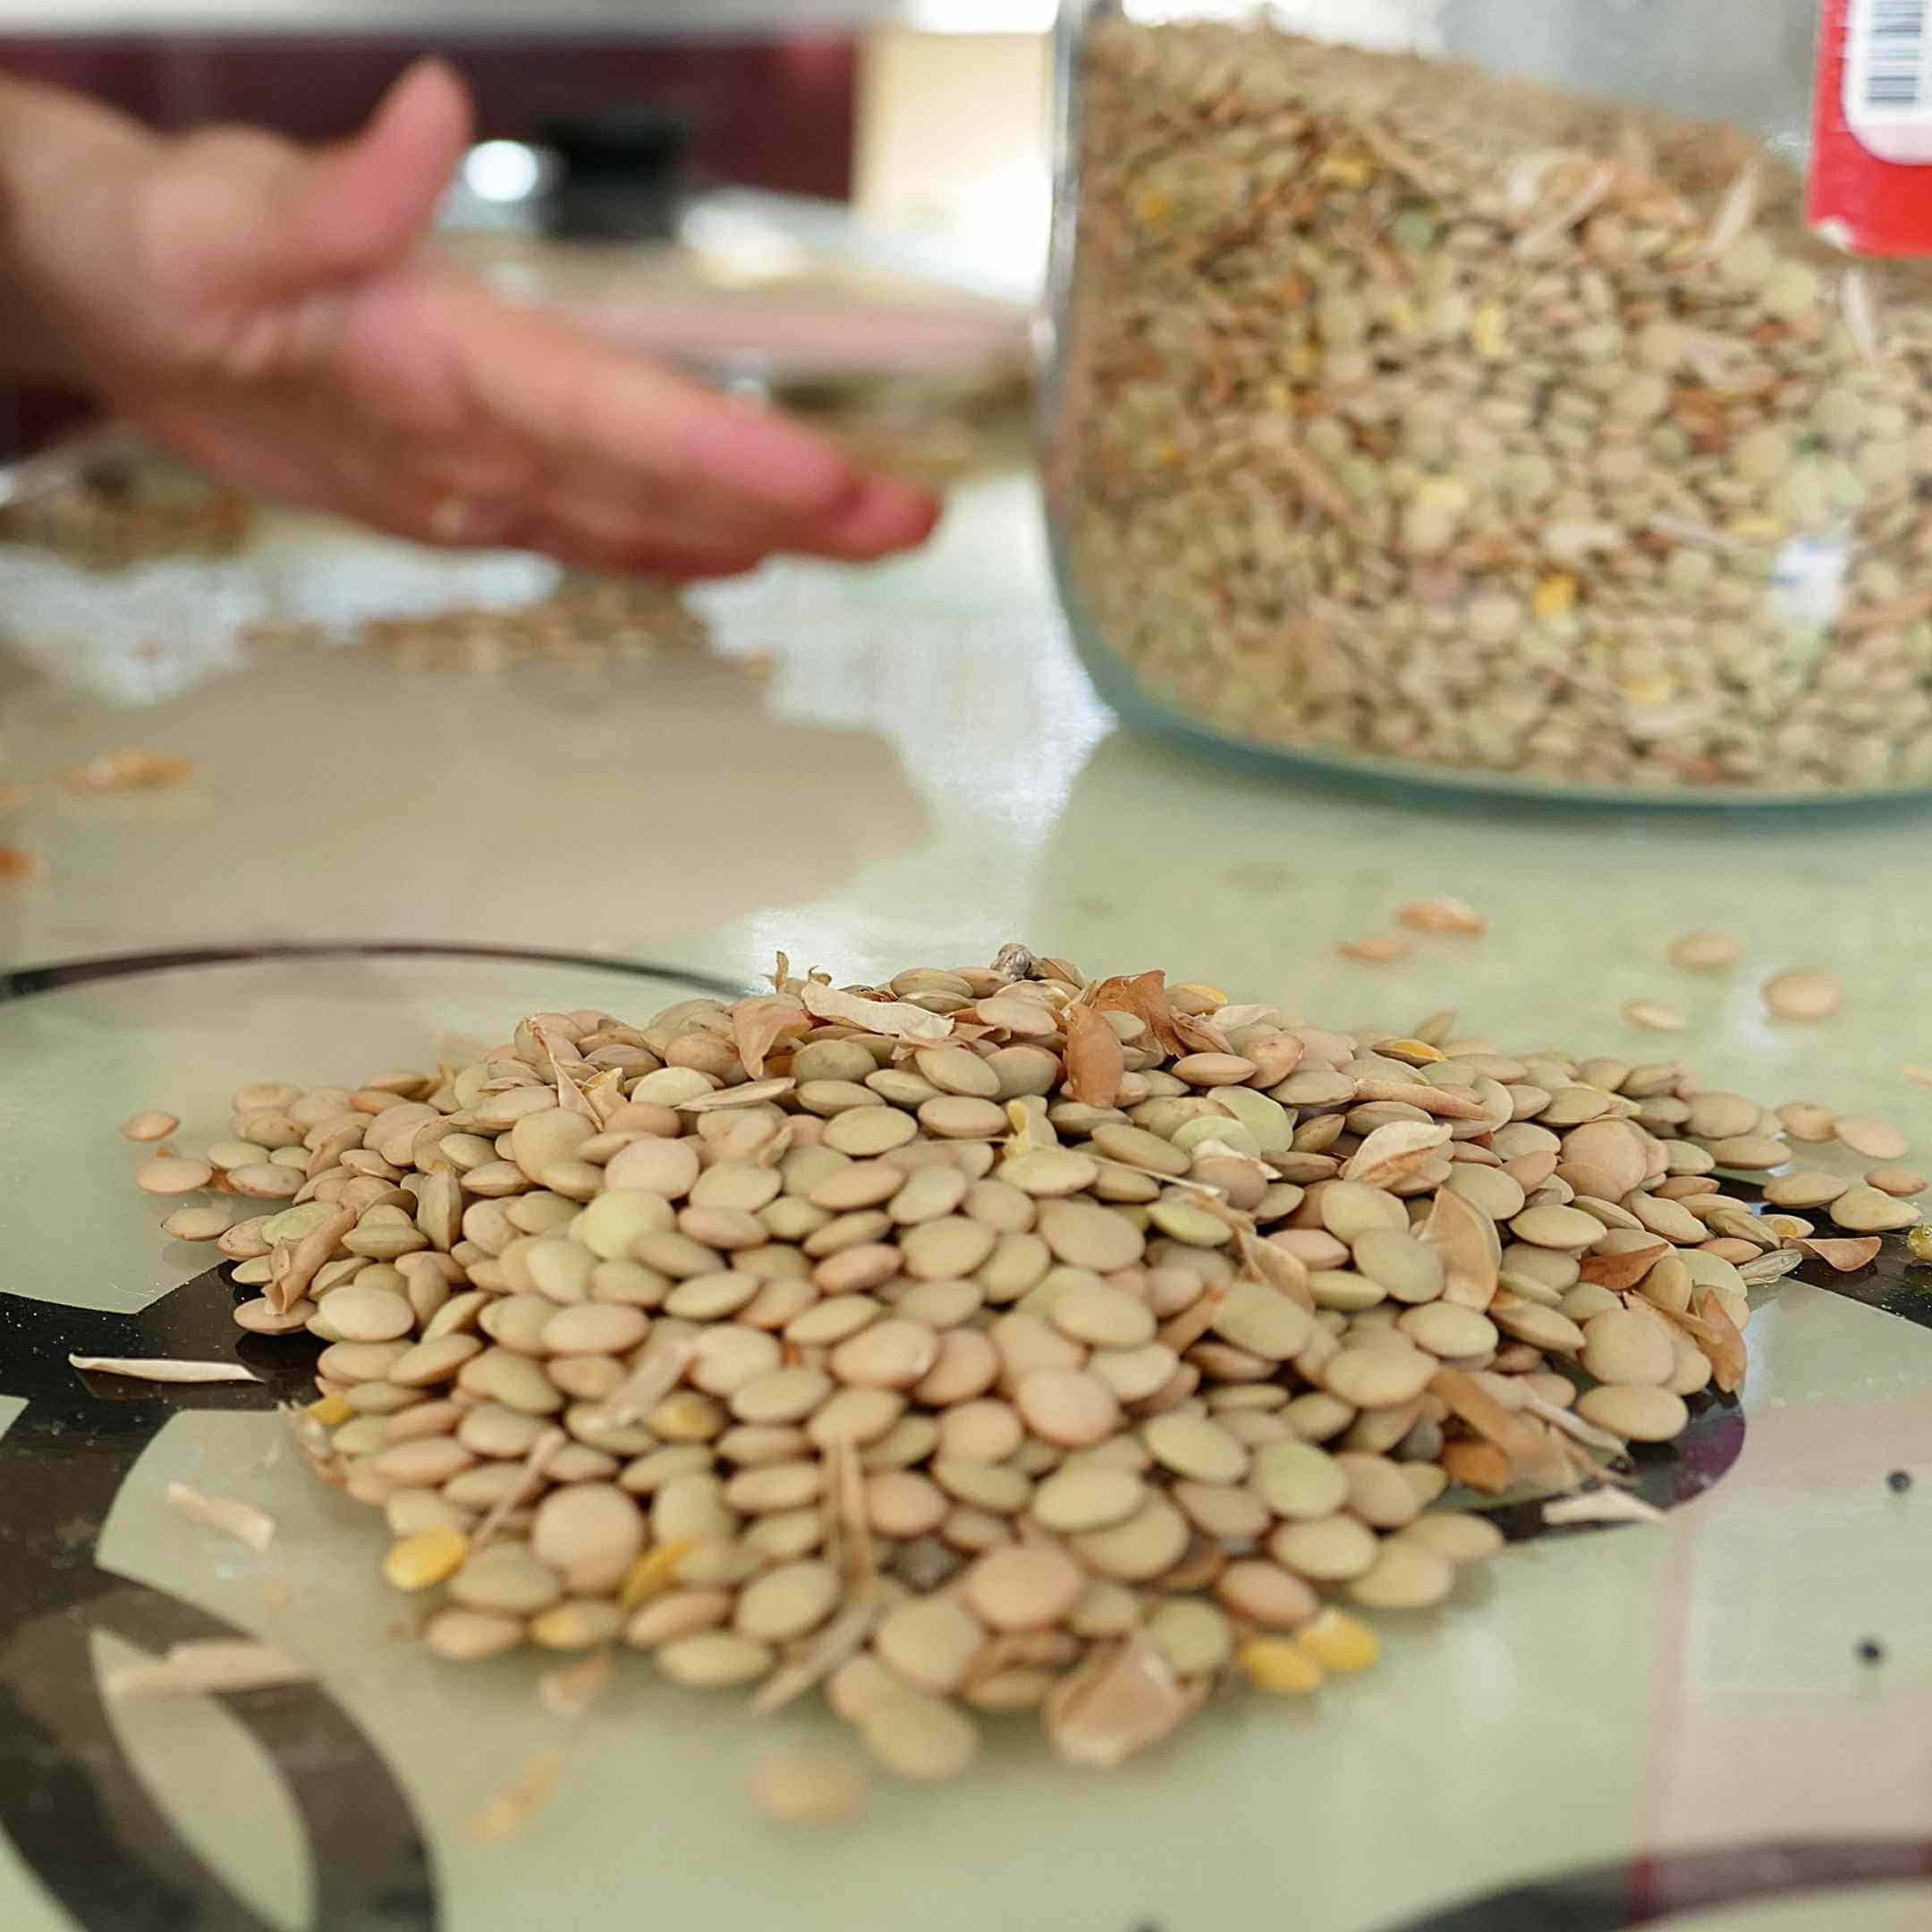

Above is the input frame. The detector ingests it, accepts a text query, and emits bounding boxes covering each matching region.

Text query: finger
[541,470,941,565]
[808,475,944,560]
[356,468,767,580]
[509,491,789,576]
[292,62,473,284]
[517,528,768,580]
[397,445,936,572]
[436,284,880,533]
[547,375,940,560]
[132,399,343,514]
[486,496,768,577]
[157,62,471,309]
[364,275,944,559]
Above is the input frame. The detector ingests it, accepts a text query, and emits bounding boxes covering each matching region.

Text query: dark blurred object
[0,35,855,194]
[536,105,693,241]
[0,393,95,469]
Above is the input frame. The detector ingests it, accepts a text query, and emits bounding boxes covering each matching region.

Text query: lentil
[1051,20,1932,795]
[119,945,1885,1799]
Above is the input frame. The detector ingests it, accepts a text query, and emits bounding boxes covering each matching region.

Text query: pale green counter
[0,470,1928,1932]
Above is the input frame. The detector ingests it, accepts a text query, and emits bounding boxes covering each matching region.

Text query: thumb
[286,60,475,283]
[156,60,474,305]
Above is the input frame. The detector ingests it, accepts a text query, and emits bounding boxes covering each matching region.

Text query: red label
[1808,0,1932,256]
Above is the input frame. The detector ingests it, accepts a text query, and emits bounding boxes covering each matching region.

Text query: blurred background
[0,0,1808,462]
[0,0,1059,460]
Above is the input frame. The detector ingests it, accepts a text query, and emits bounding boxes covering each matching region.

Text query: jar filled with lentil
[1040,0,1932,799]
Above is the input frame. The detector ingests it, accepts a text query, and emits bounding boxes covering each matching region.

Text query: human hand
[14,63,940,576]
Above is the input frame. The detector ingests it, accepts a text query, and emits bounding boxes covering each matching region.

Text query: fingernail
[677,404,857,517]
[824,478,943,556]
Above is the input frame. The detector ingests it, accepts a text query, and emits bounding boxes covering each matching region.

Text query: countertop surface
[1,469,1930,1932]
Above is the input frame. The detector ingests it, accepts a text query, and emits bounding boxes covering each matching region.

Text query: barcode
[1817,0,1932,236]
[1860,0,1928,108]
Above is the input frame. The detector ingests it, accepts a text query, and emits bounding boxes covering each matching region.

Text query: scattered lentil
[1621,1001,1686,1034]
[750,1750,871,1826]
[1764,972,1844,1022]
[1668,933,1743,974]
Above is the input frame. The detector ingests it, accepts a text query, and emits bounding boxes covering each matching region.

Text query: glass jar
[1039,1,1932,802]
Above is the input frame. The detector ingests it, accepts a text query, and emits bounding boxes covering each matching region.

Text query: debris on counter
[1762,970,1845,1021]
[349,575,706,673]
[104,1639,309,1698]
[1855,1638,1886,1666]
[68,1354,258,1385]
[1397,899,1486,938]
[1885,1470,1912,1494]
[0,453,250,570]
[1621,999,1688,1033]
[1335,934,1412,964]
[1543,1487,1667,1529]
[749,1747,872,1825]
[537,1649,612,1722]
[165,1481,277,1554]
[1668,932,1745,974]
[59,751,195,792]
[468,1749,566,1842]
[0,844,42,881]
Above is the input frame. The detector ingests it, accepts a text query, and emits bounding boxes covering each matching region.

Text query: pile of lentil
[121,948,1920,1792]
[1049,21,1932,792]
[0,452,250,569]
[233,574,705,674]
[350,574,706,670]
